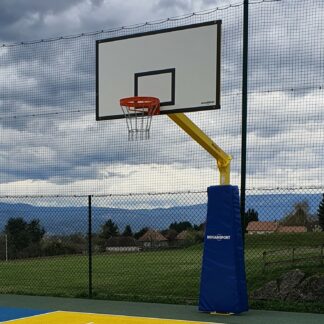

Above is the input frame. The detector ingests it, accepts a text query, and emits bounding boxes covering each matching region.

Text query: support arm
[168,113,232,185]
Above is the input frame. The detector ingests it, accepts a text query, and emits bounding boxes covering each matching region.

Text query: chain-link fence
[0,196,89,298]
[91,192,206,303]
[0,193,207,303]
[0,0,323,313]
[245,188,324,311]
[0,190,323,310]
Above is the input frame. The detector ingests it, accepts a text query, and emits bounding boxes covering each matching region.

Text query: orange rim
[120,96,160,114]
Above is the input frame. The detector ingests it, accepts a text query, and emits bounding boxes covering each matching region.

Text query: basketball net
[120,97,160,140]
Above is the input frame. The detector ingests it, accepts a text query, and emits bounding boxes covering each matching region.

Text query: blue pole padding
[199,185,248,314]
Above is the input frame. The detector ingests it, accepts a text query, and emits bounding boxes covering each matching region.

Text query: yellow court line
[5,311,223,324]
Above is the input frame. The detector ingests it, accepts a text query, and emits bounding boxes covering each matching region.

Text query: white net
[120,97,160,140]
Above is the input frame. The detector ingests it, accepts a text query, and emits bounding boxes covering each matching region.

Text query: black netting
[0,0,323,313]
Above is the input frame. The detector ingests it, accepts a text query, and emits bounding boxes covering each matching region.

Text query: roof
[138,229,168,242]
[246,221,279,232]
[106,236,138,247]
[277,226,307,233]
[176,230,190,240]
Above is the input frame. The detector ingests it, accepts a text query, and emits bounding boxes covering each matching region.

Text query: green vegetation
[0,232,323,312]
[4,217,45,259]
[245,232,324,313]
[318,193,324,231]
[0,248,202,304]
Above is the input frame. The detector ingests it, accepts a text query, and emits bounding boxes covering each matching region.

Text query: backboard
[96,21,221,120]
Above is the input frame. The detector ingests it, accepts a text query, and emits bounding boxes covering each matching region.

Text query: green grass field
[0,232,323,312]
[0,247,203,304]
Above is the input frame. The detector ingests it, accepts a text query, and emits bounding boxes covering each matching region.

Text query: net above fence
[0,0,322,196]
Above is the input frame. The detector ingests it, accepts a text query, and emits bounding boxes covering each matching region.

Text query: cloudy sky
[0,0,223,42]
[0,0,323,202]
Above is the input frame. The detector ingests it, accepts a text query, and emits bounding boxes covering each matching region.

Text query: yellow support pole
[168,113,232,185]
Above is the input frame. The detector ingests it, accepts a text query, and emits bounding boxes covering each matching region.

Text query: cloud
[0,163,220,196]
[0,1,236,43]
[0,0,323,195]
[0,0,82,42]
[248,0,324,92]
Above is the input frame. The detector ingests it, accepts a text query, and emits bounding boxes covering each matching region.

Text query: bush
[41,241,80,257]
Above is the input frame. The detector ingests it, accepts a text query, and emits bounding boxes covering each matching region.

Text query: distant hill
[0,202,207,235]
[0,193,321,235]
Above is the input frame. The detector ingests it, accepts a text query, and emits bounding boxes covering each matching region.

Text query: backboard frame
[96,20,222,121]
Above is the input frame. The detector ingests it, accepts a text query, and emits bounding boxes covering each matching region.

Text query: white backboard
[96,21,221,120]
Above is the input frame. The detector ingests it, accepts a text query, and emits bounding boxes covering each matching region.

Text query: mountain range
[0,193,321,235]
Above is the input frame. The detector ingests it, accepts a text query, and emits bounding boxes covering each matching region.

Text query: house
[247,221,308,234]
[246,221,279,234]
[138,229,168,248]
[106,236,140,252]
[174,230,190,246]
[277,226,307,233]
[176,230,190,241]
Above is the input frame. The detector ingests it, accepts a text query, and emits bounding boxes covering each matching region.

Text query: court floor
[0,294,323,324]
[0,308,219,324]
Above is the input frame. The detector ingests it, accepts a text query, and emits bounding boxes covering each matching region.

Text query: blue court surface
[0,307,50,322]
[0,306,216,324]
[1,295,324,324]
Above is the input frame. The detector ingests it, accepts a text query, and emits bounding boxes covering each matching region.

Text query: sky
[0,0,222,42]
[0,0,323,202]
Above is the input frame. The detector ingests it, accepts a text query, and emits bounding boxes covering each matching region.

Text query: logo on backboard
[201,100,215,105]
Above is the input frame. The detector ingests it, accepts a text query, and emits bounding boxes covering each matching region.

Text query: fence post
[240,0,249,243]
[88,195,93,299]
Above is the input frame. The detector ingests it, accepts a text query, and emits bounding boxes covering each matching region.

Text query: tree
[68,233,86,244]
[169,221,193,233]
[4,217,45,259]
[122,225,133,237]
[318,193,324,231]
[161,229,178,241]
[134,227,149,240]
[5,218,30,253]
[27,219,45,243]
[193,223,205,232]
[99,219,119,240]
[243,208,259,233]
[97,219,119,252]
[281,201,311,226]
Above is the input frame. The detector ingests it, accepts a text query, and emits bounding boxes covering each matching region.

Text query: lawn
[0,232,323,311]
[0,247,203,304]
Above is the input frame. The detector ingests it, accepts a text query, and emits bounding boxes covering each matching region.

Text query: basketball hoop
[120,96,160,140]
